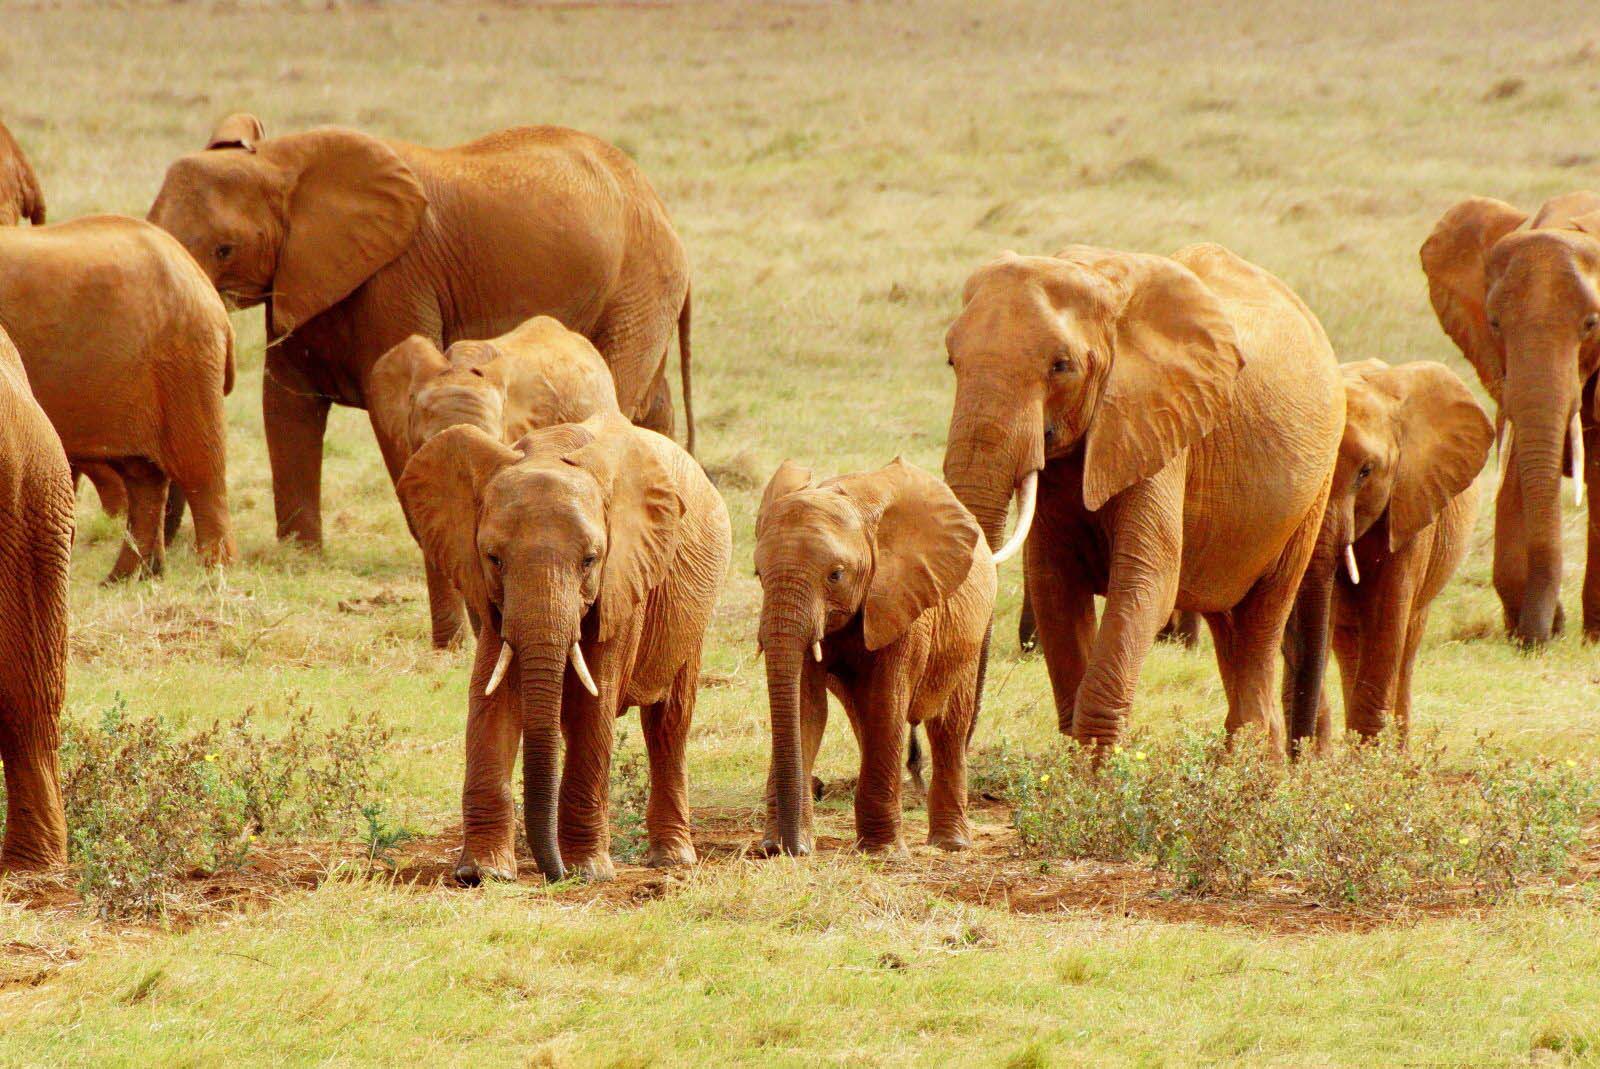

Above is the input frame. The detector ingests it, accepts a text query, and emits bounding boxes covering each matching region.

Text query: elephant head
[369,317,622,457]
[396,418,684,880]
[754,458,981,855]
[1285,360,1493,744]
[941,248,1244,558]
[147,118,427,335]
[1420,193,1600,644]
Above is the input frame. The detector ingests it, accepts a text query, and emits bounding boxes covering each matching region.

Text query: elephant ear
[266,128,427,336]
[1570,209,1600,239]
[396,425,519,624]
[757,460,815,538]
[206,112,264,153]
[1383,361,1495,550]
[369,335,448,458]
[1072,250,1245,511]
[562,428,686,642]
[1419,197,1528,403]
[0,120,45,224]
[837,458,981,651]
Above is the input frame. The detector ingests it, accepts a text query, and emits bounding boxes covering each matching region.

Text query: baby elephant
[755,458,996,856]
[370,316,622,647]
[0,215,236,580]
[1285,360,1494,748]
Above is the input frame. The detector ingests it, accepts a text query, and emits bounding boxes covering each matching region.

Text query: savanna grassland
[4,1,1600,1064]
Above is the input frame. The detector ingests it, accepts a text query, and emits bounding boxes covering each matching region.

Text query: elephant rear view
[0,215,236,581]
[369,316,623,645]
[397,415,730,884]
[0,323,72,872]
[149,115,695,557]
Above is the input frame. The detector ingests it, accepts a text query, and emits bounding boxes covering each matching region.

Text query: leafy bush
[609,730,651,864]
[980,729,1597,907]
[2,696,392,918]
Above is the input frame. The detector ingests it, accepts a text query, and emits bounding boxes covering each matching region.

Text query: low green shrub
[2,696,392,918]
[979,729,1597,907]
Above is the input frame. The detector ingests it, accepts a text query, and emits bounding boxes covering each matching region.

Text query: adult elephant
[943,245,1344,753]
[397,416,729,884]
[148,115,695,564]
[0,117,45,226]
[0,324,72,872]
[1420,192,1600,645]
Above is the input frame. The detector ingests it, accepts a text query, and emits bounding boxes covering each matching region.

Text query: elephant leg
[1493,456,1534,636]
[1392,608,1428,746]
[1017,589,1037,652]
[924,682,975,852]
[1343,549,1422,738]
[1027,541,1096,736]
[456,631,522,885]
[761,661,828,855]
[557,660,620,882]
[640,650,699,869]
[1329,613,1360,734]
[851,662,913,853]
[635,366,675,441]
[80,461,128,517]
[105,459,168,582]
[592,296,676,437]
[163,483,187,546]
[0,697,66,872]
[263,350,331,547]
[1583,412,1600,640]
[171,459,236,571]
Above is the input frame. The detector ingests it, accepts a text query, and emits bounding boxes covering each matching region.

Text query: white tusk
[569,642,600,697]
[990,470,1039,565]
[484,641,513,697]
[1497,420,1514,492]
[812,640,822,663]
[1343,545,1360,585]
[1571,410,1585,508]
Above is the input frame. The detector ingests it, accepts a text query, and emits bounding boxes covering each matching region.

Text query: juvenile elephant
[0,215,236,580]
[149,114,695,554]
[1421,192,1600,644]
[943,245,1344,754]
[1285,360,1493,749]
[0,324,72,872]
[0,117,45,226]
[370,316,623,646]
[397,416,730,884]
[754,458,995,856]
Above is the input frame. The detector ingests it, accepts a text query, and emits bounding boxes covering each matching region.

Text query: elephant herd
[0,112,1596,884]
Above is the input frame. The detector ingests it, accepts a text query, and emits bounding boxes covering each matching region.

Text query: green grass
[4,0,1600,1064]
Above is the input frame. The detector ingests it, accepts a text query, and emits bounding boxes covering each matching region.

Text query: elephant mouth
[219,287,269,311]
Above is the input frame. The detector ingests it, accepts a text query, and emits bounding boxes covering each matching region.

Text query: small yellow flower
[1038,774,1051,786]
[1343,803,1354,814]
[1132,750,1147,762]
[1458,836,1471,846]
[1566,759,1579,768]
[248,834,257,843]
[204,753,219,763]
[1112,745,1123,755]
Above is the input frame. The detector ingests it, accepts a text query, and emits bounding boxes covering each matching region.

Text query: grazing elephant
[1420,192,1600,644]
[754,458,995,856]
[0,215,236,581]
[0,117,45,226]
[149,114,695,555]
[397,416,730,884]
[942,245,1344,754]
[370,316,623,646]
[0,324,72,872]
[1284,360,1493,748]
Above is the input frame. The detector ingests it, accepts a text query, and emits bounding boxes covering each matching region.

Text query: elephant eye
[582,553,599,569]
[1584,312,1599,335]
[827,566,845,584]
[1357,464,1373,481]
[486,553,502,569]
[1487,314,1501,332]
[215,243,235,262]
[1051,356,1073,375]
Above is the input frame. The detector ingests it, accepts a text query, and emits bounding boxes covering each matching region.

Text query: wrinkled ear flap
[206,112,264,152]
[369,335,448,457]
[1419,197,1527,403]
[510,421,597,461]
[837,458,982,650]
[396,425,519,624]
[1571,210,1600,238]
[1078,252,1245,511]
[757,460,815,537]
[268,128,427,336]
[563,432,685,642]
[1386,362,1495,549]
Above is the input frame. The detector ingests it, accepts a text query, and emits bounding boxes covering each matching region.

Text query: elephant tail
[678,284,695,457]
[221,323,236,396]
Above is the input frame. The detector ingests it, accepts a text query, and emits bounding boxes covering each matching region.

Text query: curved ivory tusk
[1497,420,1514,492]
[1343,544,1360,585]
[569,642,600,698]
[812,640,822,663]
[484,641,514,697]
[990,470,1039,565]
[1571,410,1585,508]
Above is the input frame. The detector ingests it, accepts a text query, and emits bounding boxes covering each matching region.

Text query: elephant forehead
[1489,233,1596,304]
[950,281,1099,360]
[484,464,603,529]
[756,492,864,559]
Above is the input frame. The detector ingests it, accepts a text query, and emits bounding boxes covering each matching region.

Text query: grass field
[5,0,1600,1064]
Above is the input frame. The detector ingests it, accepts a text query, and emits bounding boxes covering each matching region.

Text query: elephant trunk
[1504,346,1580,646]
[943,382,1045,551]
[519,639,570,881]
[1283,518,1340,753]
[760,578,820,856]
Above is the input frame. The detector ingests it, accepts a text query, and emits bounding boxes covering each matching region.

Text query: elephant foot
[644,838,697,869]
[756,835,812,858]
[928,828,971,852]
[567,853,616,883]
[854,836,907,857]
[453,846,517,886]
